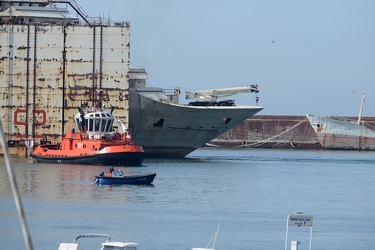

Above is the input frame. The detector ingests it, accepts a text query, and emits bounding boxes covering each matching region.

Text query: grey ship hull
[307,114,375,150]
[129,88,263,157]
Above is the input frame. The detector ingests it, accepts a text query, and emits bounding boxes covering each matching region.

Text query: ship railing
[90,18,130,28]
[69,0,130,28]
[329,116,357,123]
[87,131,118,141]
[163,88,181,96]
[66,0,130,27]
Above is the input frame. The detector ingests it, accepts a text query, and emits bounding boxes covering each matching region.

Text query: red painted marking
[14,109,47,139]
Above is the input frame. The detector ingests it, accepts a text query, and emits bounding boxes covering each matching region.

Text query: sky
[77,0,375,116]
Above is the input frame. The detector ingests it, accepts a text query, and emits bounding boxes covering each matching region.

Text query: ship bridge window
[94,114,101,131]
[153,118,165,127]
[101,117,114,132]
[105,118,114,131]
[220,118,232,124]
[87,118,93,131]
[95,119,100,131]
[100,119,107,132]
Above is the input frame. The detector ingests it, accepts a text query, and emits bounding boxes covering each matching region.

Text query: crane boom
[185,85,258,102]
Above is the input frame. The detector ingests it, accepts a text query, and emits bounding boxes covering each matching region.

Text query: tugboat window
[88,118,93,131]
[105,118,111,131]
[100,119,106,132]
[107,119,114,131]
[95,119,100,131]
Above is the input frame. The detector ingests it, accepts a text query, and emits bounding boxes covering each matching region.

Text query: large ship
[307,91,375,150]
[128,69,263,157]
[0,0,263,158]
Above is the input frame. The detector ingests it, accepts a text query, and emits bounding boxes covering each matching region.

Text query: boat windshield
[75,109,115,134]
[86,113,114,133]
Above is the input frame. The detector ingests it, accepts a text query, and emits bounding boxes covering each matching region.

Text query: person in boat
[109,166,114,177]
[118,169,124,176]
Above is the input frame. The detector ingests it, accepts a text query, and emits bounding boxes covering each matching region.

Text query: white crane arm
[185,85,258,102]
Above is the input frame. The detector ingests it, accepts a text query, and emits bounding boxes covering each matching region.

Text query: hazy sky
[78,0,374,116]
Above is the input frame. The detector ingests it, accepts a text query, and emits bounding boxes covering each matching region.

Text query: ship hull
[128,88,263,157]
[96,151,145,166]
[94,173,156,185]
[30,135,145,166]
[306,114,375,150]
[31,149,145,166]
[30,151,97,164]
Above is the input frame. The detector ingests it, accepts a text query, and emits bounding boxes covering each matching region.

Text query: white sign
[288,214,313,227]
[25,138,34,148]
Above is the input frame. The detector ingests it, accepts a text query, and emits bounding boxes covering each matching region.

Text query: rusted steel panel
[64,26,130,123]
[0,24,130,157]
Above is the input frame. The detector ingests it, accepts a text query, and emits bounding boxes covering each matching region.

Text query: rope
[289,120,310,148]
[242,118,308,148]
[207,118,308,148]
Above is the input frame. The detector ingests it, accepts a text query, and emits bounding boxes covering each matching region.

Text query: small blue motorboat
[94,168,156,185]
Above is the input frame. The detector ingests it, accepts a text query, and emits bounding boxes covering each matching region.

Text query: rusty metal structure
[307,114,375,150]
[307,92,375,150]
[0,0,130,157]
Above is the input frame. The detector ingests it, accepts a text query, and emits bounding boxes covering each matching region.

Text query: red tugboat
[30,102,145,166]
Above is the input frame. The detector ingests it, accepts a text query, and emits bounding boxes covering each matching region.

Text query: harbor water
[1,148,375,249]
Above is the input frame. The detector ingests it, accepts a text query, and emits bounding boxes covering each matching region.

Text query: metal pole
[0,120,34,250]
[285,215,289,250]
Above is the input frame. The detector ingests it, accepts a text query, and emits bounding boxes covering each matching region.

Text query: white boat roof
[102,242,138,247]
[58,243,83,250]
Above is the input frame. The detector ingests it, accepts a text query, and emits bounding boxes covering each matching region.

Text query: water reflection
[0,162,154,204]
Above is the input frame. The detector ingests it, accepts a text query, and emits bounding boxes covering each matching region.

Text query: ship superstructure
[0,0,79,25]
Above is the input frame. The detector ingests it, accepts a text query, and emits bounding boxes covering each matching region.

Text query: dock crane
[185,84,259,104]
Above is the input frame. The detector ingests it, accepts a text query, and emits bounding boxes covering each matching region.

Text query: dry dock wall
[0,23,130,157]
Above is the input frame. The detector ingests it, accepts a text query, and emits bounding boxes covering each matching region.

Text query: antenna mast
[357,90,366,124]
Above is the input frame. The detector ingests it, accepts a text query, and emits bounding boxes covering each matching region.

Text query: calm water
[1,148,375,250]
